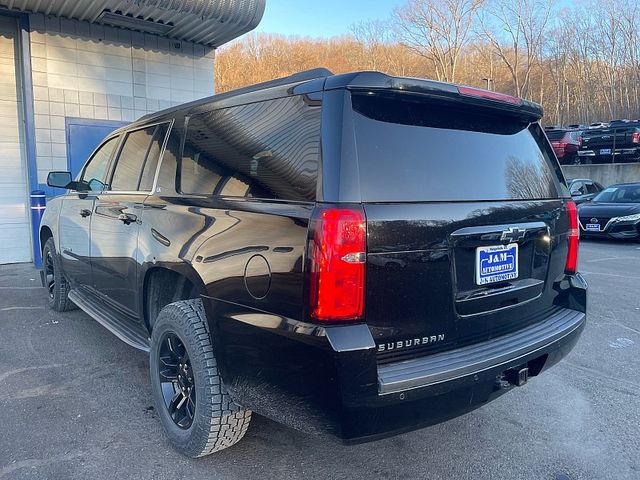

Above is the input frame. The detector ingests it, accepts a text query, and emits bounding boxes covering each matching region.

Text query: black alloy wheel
[149,299,252,457]
[158,332,196,429]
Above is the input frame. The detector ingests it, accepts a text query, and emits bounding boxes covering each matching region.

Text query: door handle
[117,213,138,225]
[79,209,92,217]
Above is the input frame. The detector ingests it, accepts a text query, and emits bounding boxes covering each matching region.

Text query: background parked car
[545,128,582,164]
[567,178,604,204]
[609,119,632,127]
[578,183,640,240]
[588,122,609,129]
[578,123,640,164]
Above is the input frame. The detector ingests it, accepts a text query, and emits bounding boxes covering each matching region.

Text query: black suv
[41,69,587,457]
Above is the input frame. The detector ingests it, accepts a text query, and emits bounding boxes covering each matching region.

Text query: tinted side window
[585,182,599,194]
[80,136,119,192]
[155,123,180,195]
[180,95,321,201]
[110,124,168,191]
[570,181,584,195]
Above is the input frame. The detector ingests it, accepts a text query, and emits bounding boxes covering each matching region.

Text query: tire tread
[150,299,251,457]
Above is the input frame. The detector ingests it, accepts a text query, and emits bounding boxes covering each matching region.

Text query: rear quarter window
[179,95,321,201]
[351,92,563,202]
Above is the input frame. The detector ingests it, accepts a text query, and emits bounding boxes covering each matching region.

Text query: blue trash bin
[30,190,46,268]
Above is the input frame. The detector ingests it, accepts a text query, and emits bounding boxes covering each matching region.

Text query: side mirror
[47,171,73,189]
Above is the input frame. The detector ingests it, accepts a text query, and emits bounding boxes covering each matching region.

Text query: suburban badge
[378,334,445,352]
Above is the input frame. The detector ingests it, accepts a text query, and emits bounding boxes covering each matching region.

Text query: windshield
[593,185,640,203]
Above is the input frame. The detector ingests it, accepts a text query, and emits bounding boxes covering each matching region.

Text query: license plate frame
[475,243,519,286]
[585,223,601,232]
[600,148,612,155]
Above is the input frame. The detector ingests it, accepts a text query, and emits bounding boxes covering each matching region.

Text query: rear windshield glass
[545,130,565,140]
[351,92,562,202]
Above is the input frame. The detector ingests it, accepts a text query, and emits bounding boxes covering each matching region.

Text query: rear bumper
[377,308,584,395]
[339,307,585,442]
[206,275,587,443]
[577,148,640,162]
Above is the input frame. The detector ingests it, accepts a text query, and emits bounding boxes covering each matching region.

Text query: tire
[42,237,76,312]
[149,299,251,457]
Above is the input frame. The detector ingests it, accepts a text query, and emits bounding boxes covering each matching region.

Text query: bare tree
[350,19,392,71]
[393,0,484,82]
[478,0,554,98]
[215,0,640,124]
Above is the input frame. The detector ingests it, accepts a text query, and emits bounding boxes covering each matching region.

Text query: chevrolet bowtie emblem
[500,227,527,243]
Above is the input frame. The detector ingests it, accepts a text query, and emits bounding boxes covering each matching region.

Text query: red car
[545,129,582,164]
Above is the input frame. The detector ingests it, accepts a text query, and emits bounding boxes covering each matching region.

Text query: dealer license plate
[585,223,601,232]
[476,244,519,285]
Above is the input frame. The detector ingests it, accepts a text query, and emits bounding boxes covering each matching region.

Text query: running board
[68,288,150,352]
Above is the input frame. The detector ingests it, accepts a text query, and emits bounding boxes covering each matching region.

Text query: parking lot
[0,240,638,480]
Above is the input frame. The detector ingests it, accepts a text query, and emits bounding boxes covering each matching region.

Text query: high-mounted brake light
[309,207,366,322]
[457,86,521,105]
[565,201,580,274]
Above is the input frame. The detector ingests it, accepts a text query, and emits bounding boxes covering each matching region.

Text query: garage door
[0,16,30,264]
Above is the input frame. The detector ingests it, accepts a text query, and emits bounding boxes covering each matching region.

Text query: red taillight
[457,86,521,105]
[309,207,366,322]
[565,201,580,274]
[558,141,568,149]
[631,132,640,143]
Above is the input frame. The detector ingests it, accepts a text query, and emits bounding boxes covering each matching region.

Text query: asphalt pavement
[0,239,639,480]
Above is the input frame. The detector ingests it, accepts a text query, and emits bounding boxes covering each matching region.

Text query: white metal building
[0,0,265,264]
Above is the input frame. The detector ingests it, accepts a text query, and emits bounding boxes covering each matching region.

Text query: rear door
[90,123,169,317]
[347,91,570,363]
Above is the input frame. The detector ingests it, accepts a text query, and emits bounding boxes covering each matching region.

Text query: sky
[254,0,405,38]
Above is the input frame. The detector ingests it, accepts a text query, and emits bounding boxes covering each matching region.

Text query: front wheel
[42,238,76,312]
[149,299,252,457]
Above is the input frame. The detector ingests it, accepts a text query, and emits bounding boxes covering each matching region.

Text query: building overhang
[0,0,265,47]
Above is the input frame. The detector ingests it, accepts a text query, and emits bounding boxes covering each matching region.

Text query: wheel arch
[141,263,207,333]
[39,225,53,255]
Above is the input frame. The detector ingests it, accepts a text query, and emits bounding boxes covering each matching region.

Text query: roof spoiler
[327,71,543,121]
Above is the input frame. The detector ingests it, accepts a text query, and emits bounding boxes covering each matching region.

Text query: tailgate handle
[450,221,549,243]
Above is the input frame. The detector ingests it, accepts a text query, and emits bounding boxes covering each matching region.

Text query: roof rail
[235,67,334,94]
[134,67,333,125]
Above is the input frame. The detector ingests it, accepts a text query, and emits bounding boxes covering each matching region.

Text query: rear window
[351,92,562,202]
[545,130,565,140]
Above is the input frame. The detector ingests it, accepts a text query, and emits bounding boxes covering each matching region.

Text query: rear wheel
[149,299,251,457]
[42,238,76,312]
